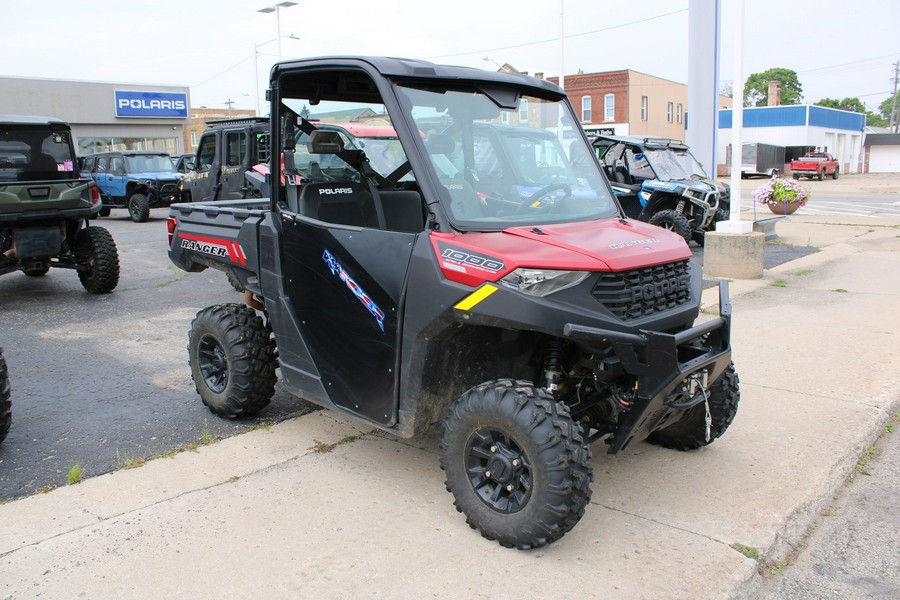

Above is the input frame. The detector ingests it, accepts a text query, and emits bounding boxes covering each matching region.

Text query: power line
[425,8,688,60]
[797,52,900,75]
[191,55,253,88]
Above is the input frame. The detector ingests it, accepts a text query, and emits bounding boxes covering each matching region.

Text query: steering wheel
[516,183,572,214]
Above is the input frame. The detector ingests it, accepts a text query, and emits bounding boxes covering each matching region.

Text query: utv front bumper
[564,281,732,453]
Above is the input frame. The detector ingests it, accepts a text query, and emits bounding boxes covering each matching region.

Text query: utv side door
[107,155,128,199]
[190,132,220,202]
[219,129,249,200]
[93,156,111,197]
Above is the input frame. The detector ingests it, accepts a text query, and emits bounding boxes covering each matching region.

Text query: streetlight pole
[257,1,298,60]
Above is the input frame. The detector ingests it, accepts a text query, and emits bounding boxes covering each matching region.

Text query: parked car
[80,151,183,222]
[592,135,729,245]
[790,151,839,180]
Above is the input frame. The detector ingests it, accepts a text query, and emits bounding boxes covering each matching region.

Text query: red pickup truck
[791,152,839,180]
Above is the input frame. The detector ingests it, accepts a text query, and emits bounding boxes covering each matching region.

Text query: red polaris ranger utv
[168,56,739,549]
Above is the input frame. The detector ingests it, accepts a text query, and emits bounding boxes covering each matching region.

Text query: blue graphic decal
[323,249,385,332]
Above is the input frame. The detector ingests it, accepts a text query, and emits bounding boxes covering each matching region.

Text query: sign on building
[114,91,188,118]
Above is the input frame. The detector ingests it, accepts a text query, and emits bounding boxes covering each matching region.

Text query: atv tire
[649,209,692,243]
[647,362,740,451]
[128,193,151,223]
[188,304,277,419]
[440,379,592,550]
[74,226,120,294]
[226,270,244,292]
[23,264,50,277]
[692,209,729,247]
[0,348,10,444]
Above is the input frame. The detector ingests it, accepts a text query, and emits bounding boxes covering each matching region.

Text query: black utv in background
[0,115,120,293]
[182,117,270,203]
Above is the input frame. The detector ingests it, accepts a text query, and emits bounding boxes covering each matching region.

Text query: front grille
[160,182,180,194]
[591,260,692,320]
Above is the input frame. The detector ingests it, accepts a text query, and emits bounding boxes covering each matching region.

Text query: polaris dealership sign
[114,91,188,118]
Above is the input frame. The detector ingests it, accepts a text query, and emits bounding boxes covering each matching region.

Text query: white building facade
[715,105,866,174]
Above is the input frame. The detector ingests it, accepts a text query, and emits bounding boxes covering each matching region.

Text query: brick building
[183,107,257,152]
[546,69,731,141]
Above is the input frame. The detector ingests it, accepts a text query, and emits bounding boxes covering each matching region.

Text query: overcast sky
[3,0,898,114]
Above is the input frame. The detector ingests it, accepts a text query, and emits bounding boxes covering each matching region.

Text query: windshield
[0,126,76,182]
[398,85,617,228]
[125,154,176,173]
[645,148,707,181]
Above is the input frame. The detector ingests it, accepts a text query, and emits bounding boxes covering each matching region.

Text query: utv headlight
[500,269,589,297]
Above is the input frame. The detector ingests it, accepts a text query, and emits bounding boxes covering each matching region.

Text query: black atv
[592,135,730,245]
[0,116,120,293]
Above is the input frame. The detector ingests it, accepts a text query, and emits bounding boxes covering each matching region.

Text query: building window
[581,96,592,122]
[518,99,529,122]
[641,96,648,121]
[667,102,674,123]
[677,103,683,124]
[604,94,615,121]
[190,131,198,147]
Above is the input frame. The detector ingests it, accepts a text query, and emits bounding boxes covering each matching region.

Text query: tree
[743,68,803,107]
[878,92,900,124]
[814,96,886,126]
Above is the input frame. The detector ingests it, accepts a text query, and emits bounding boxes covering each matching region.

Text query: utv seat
[299,181,382,228]
[380,190,424,233]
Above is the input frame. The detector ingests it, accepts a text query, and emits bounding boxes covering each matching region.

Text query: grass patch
[154,443,200,460]
[311,435,361,454]
[242,423,273,433]
[67,463,84,485]
[35,484,57,494]
[153,265,187,288]
[200,418,215,445]
[115,448,147,470]
[731,543,759,560]
[228,476,240,483]
[792,269,814,276]
[767,239,791,246]
[831,288,848,293]
[772,279,787,287]
[854,446,877,476]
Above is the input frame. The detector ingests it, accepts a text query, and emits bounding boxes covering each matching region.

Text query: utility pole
[890,61,899,133]
[224,98,235,113]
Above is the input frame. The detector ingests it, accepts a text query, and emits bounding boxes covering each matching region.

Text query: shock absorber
[543,340,564,392]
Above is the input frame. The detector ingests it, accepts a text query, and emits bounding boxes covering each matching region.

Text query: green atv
[0,116,119,293]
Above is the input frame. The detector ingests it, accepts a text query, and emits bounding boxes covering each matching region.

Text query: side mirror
[283,116,296,151]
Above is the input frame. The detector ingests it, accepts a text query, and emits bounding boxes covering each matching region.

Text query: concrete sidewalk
[1,214,899,599]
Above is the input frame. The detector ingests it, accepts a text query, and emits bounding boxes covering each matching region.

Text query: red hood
[432,219,692,287]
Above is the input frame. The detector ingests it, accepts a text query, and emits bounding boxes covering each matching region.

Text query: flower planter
[766,201,800,215]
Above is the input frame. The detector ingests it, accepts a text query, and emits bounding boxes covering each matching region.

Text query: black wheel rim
[465,427,532,513]
[198,333,228,393]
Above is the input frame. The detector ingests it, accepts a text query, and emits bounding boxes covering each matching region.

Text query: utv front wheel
[0,348,10,444]
[188,304,277,419]
[649,209,692,243]
[647,362,740,451]
[128,193,151,223]
[440,380,592,549]
[74,226,120,294]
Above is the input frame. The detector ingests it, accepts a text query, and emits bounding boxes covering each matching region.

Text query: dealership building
[0,75,190,155]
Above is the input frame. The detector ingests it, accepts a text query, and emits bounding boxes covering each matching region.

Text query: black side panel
[280,214,414,426]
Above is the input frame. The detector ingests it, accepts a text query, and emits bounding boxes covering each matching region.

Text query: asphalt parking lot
[0,211,316,501]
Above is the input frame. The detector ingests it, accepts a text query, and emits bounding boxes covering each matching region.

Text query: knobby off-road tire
[74,226,120,294]
[226,270,244,292]
[440,379,593,550]
[188,304,277,419]
[647,362,740,451]
[22,264,50,277]
[0,348,11,444]
[692,209,729,247]
[649,209,692,243]
[128,193,151,223]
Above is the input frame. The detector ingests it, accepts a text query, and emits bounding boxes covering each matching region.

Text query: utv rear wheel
[440,379,592,549]
[23,264,50,277]
[188,304,277,419]
[74,226,120,294]
[0,349,10,444]
[226,270,243,292]
[647,362,740,451]
[649,209,692,243]
[128,193,151,223]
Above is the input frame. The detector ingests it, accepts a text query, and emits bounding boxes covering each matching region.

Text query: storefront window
[77,137,178,155]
